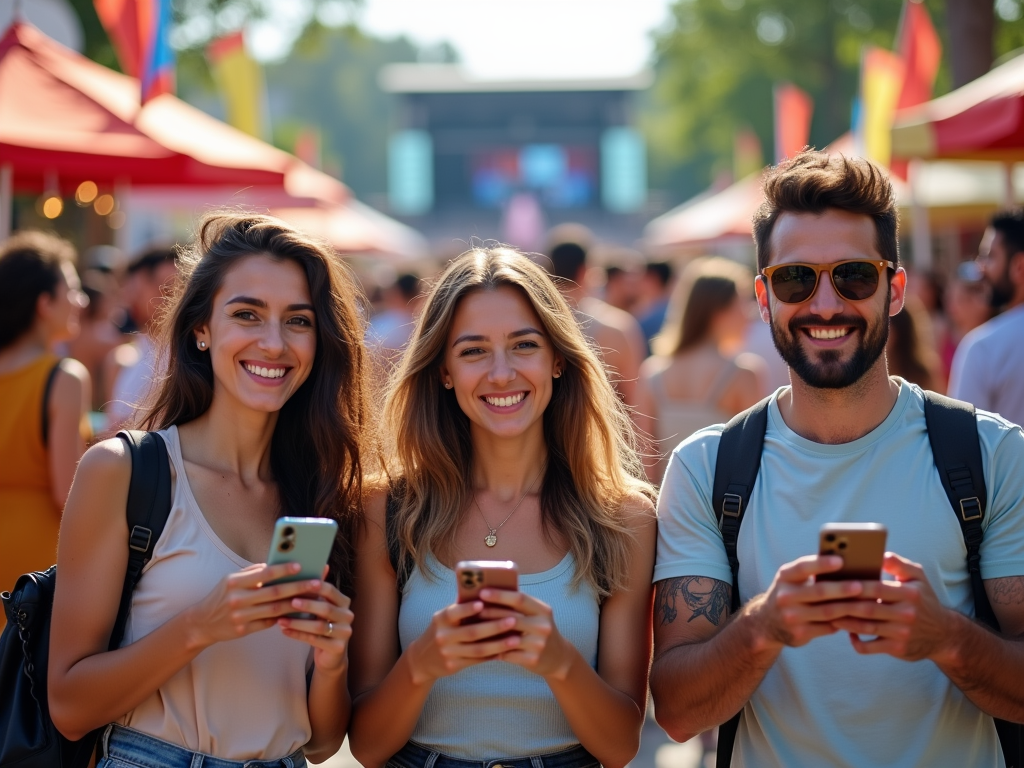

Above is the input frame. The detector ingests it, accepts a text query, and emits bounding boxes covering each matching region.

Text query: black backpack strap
[712,397,771,613]
[922,391,999,631]
[922,392,1021,768]
[40,360,62,447]
[109,430,172,650]
[711,396,770,768]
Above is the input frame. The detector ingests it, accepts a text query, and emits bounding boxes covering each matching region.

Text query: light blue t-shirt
[398,553,599,759]
[655,381,1024,768]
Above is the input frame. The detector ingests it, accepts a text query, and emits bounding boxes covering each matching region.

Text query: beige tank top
[118,426,313,761]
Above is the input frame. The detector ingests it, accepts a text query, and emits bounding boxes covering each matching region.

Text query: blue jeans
[386,741,600,768]
[97,724,307,768]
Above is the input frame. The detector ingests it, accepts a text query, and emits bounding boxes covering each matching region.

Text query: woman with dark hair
[635,256,764,481]
[48,213,373,767]
[348,247,656,768]
[0,231,90,623]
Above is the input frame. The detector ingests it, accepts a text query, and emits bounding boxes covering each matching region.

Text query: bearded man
[949,210,1024,428]
[650,151,1024,768]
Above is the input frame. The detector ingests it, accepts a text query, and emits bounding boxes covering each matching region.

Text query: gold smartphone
[817,523,887,581]
[455,560,519,636]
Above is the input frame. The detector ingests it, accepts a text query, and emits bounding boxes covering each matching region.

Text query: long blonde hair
[384,246,652,596]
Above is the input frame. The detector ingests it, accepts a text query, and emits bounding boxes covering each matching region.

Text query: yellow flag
[206,31,265,139]
[859,47,905,166]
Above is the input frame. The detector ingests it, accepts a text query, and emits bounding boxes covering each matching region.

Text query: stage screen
[471,144,597,209]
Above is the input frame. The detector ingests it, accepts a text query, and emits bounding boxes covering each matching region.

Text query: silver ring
[327,621,334,636]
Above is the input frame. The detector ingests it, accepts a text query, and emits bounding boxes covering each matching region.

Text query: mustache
[788,315,867,333]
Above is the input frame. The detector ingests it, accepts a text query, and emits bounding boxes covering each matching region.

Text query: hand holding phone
[817,523,887,581]
[266,517,338,617]
[456,560,519,635]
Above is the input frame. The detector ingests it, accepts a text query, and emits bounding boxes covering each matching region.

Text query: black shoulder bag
[710,393,1021,768]
[0,430,172,768]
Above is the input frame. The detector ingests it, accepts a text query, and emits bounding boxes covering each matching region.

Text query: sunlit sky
[246,0,675,79]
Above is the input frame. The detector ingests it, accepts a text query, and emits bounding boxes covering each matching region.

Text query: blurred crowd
[0,211,1020,608]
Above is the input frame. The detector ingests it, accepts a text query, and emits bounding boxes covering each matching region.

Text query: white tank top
[117,426,313,760]
[398,552,599,758]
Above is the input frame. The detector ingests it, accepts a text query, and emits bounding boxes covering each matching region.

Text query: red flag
[94,0,142,78]
[774,83,814,162]
[896,0,941,109]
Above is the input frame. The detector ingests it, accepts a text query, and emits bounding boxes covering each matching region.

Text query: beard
[770,308,889,389]
[989,262,1015,308]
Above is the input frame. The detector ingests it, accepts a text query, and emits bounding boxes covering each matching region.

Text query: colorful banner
[94,0,174,103]
[896,0,942,110]
[857,47,905,167]
[206,32,266,139]
[774,83,814,162]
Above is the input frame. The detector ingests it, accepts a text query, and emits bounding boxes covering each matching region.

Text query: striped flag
[94,0,174,103]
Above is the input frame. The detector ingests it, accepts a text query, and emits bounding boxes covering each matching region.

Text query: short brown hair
[0,231,76,349]
[752,151,899,272]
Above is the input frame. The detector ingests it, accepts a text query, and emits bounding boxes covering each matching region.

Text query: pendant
[485,532,497,547]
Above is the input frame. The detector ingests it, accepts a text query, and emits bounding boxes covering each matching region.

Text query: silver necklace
[473,468,543,547]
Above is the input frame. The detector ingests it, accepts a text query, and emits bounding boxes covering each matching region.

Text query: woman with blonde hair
[636,256,764,481]
[48,214,371,767]
[349,247,656,768]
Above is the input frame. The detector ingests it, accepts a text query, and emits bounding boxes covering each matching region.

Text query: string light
[41,196,63,219]
[75,181,98,205]
[94,194,115,216]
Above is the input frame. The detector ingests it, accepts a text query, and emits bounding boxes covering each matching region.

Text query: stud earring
[197,340,207,350]
[444,381,453,389]
[553,370,561,379]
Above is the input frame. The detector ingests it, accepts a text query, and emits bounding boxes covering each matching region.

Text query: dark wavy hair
[752,150,900,272]
[139,213,375,593]
[0,231,76,349]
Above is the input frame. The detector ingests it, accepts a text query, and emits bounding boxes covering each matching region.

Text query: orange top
[0,354,61,626]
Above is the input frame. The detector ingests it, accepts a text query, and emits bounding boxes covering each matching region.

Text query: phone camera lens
[822,547,835,555]
[283,526,295,538]
[279,540,293,552]
[825,533,836,543]
[838,541,847,549]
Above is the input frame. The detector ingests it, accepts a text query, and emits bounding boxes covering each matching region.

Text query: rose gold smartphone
[817,523,888,581]
[455,560,519,634]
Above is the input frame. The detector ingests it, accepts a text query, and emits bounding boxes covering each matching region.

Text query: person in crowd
[603,264,641,313]
[105,246,177,428]
[886,294,942,393]
[949,209,1024,426]
[651,151,1024,767]
[545,226,647,408]
[635,256,763,481]
[0,232,91,618]
[635,261,674,351]
[49,214,372,767]
[67,268,128,411]
[941,262,992,378]
[367,272,424,356]
[348,247,656,768]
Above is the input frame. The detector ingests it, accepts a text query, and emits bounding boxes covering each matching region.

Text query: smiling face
[755,209,906,389]
[195,254,317,415]
[442,285,563,441]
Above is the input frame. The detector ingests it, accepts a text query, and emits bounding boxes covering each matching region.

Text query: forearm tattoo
[990,576,1024,606]
[655,577,732,627]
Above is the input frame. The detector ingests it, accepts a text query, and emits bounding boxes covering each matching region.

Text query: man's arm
[650,557,862,741]
[834,557,1024,723]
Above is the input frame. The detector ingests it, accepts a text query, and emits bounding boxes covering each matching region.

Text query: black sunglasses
[761,259,895,304]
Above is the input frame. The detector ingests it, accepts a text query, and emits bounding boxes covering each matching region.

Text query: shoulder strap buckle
[129,525,153,553]
[721,493,743,518]
[960,496,982,522]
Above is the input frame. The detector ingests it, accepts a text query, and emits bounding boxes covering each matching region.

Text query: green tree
[644,0,1024,203]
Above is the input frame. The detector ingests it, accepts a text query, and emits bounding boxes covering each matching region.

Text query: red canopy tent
[0,22,346,197]
[892,53,1024,163]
